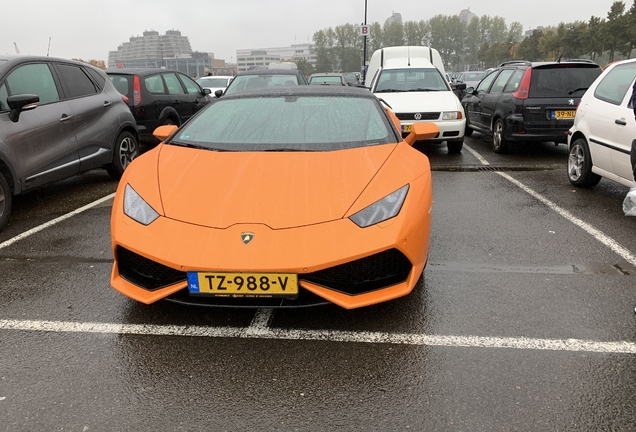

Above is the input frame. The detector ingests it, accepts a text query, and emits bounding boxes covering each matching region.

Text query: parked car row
[0,56,215,232]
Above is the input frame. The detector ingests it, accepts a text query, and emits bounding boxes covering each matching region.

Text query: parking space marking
[1,319,635,354]
[463,145,636,267]
[0,193,115,251]
[464,143,491,166]
[498,172,636,267]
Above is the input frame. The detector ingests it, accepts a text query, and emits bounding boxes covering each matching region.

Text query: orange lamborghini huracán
[110,86,437,309]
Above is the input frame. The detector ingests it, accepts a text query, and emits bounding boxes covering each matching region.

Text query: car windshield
[529,65,602,98]
[225,74,299,94]
[171,94,394,151]
[375,68,449,92]
[197,78,228,87]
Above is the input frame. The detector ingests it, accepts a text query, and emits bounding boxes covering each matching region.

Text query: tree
[73,59,106,69]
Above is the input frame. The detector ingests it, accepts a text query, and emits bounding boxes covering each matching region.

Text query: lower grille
[302,249,412,295]
[117,247,187,291]
[396,112,440,121]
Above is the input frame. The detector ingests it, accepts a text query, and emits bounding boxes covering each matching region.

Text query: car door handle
[59,114,71,122]
[615,119,627,126]
[103,101,112,107]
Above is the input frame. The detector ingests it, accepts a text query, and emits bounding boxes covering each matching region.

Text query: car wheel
[492,118,508,154]
[568,138,601,188]
[107,131,139,180]
[447,139,463,153]
[0,172,12,232]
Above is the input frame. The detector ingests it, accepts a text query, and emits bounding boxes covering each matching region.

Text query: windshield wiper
[169,141,230,151]
[406,88,441,92]
[375,89,406,93]
[568,87,588,95]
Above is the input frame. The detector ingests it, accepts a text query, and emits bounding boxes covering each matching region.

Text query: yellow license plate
[554,110,575,119]
[188,271,298,298]
[402,124,412,133]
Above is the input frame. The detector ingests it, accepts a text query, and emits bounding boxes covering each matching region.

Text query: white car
[196,76,234,97]
[366,47,466,153]
[567,59,636,188]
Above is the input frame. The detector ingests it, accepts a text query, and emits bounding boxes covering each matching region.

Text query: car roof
[219,85,375,99]
[105,68,185,76]
[235,69,302,77]
[0,54,102,71]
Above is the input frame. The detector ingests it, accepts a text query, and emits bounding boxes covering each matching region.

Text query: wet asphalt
[1,133,635,431]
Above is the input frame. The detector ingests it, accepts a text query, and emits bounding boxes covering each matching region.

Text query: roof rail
[561,59,597,64]
[498,60,532,67]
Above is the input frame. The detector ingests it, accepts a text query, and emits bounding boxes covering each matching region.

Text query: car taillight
[133,75,141,107]
[512,68,532,100]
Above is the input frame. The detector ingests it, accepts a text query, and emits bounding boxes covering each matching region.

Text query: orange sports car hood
[157,144,396,229]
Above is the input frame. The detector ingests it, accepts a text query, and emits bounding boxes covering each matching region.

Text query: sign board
[360,25,370,36]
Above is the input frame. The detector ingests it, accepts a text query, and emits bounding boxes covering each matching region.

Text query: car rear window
[225,74,299,94]
[529,65,602,98]
[310,76,343,84]
[172,95,394,151]
[108,75,132,97]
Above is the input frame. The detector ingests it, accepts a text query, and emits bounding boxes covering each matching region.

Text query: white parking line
[0,193,116,251]
[464,144,636,267]
[464,143,491,166]
[1,319,635,354]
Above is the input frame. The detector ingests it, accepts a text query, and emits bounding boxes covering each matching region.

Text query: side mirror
[465,86,475,95]
[404,123,440,146]
[153,124,179,142]
[454,83,467,91]
[7,94,39,123]
[202,88,211,96]
[214,89,224,98]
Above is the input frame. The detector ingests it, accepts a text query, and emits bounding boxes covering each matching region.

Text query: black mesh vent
[302,249,412,295]
[395,112,440,121]
[117,247,187,291]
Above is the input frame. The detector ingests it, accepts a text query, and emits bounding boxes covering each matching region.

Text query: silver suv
[0,55,139,232]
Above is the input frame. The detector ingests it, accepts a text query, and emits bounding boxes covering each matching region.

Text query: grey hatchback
[0,55,139,231]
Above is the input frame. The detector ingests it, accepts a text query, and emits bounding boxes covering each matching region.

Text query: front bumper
[110,177,432,309]
[400,119,465,142]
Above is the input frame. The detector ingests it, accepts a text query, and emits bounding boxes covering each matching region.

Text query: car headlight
[349,185,409,228]
[442,111,460,120]
[124,184,160,225]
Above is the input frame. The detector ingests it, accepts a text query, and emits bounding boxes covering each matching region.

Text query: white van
[365,46,466,153]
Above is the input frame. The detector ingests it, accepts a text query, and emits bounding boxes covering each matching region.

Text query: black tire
[107,131,139,180]
[0,172,12,233]
[447,139,463,153]
[567,137,601,188]
[492,118,509,154]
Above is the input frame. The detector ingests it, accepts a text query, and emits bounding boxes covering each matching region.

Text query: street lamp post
[362,0,368,83]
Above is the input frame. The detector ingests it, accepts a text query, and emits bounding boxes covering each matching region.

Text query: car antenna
[556,27,573,63]
[407,46,411,66]
[47,37,51,57]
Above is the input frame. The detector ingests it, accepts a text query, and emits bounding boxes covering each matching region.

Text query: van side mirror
[202,88,211,96]
[214,89,224,98]
[7,94,39,123]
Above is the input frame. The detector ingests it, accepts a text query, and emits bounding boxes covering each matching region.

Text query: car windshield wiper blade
[407,88,441,92]
[169,141,229,151]
[260,148,312,152]
[374,89,406,93]
[568,87,588,95]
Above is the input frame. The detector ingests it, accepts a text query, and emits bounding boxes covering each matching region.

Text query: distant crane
[14,42,20,54]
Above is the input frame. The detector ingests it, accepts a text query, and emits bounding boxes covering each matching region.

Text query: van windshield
[375,68,449,93]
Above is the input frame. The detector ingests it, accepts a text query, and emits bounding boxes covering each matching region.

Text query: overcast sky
[2,0,622,62]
